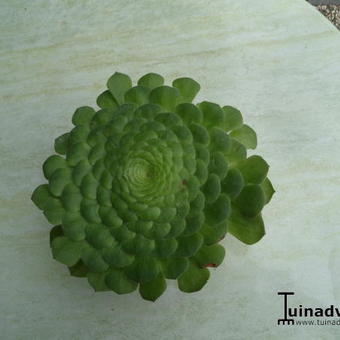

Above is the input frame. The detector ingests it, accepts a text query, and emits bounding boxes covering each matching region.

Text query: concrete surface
[1,0,340,339]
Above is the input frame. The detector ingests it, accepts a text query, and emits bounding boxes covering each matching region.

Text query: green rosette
[32,72,275,301]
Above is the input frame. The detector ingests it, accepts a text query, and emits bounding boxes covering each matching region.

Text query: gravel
[316,5,340,29]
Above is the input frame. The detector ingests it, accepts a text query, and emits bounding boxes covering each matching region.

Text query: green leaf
[54,133,70,155]
[149,86,180,112]
[178,261,210,293]
[43,155,67,179]
[135,103,162,120]
[105,269,138,294]
[183,212,205,236]
[49,225,63,247]
[60,184,82,214]
[194,244,226,268]
[124,86,150,105]
[48,168,71,196]
[261,177,275,204]
[139,274,167,301]
[80,199,101,223]
[102,245,134,268]
[208,152,228,180]
[81,247,109,272]
[234,184,265,217]
[91,108,115,126]
[107,72,132,105]
[85,224,115,249]
[66,142,90,166]
[238,155,269,184]
[209,127,230,153]
[162,258,189,279]
[126,257,161,283]
[68,260,88,277]
[195,159,208,185]
[154,112,181,128]
[186,176,200,201]
[199,101,225,128]
[222,106,243,131]
[175,233,203,257]
[137,73,164,89]
[43,198,65,225]
[200,221,227,245]
[226,139,247,167]
[221,168,244,199]
[228,207,265,245]
[176,103,203,124]
[190,123,210,145]
[51,236,82,266]
[62,216,86,243]
[172,77,200,103]
[205,194,231,225]
[87,272,110,292]
[154,238,178,258]
[201,173,221,204]
[31,184,54,210]
[230,124,257,149]
[96,90,118,109]
[72,106,95,126]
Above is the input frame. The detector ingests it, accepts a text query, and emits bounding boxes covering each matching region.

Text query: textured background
[1,0,340,339]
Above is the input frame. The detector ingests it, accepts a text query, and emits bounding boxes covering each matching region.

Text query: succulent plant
[32,72,274,301]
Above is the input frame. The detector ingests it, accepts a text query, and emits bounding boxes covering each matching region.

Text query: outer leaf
[200,222,227,245]
[43,199,65,225]
[51,236,82,266]
[149,86,180,111]
[49,225,63,246]
[68,260,88,277]
[226,139,247,167]
[172,77,200,103]
[228,207,265,245]
[43,155,67,179]
[96,90,118,109]
[178,261,210,293]
[162,257,189,279]
[107,72,132,105]
[105,269,138,294]
[139,274,167,301]
[124,86,150,106]
[261,177,275,204]
[194,244,225,268]
[72,106,95,126]
[238,155,269,184]
[234,184,265,217]
[199,101,225,128]
[222,106,243,131]
[138,73,164,89]
[54,133,70,155]
[31,184,54,210]
[230,124,257,149]
[87,272,110,292]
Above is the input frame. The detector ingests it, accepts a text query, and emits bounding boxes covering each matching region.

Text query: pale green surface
[1,0,340,339]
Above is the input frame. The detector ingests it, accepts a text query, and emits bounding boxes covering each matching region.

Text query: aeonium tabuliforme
[32,72,275,301]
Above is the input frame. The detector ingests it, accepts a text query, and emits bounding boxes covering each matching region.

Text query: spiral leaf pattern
[32,72,274,301]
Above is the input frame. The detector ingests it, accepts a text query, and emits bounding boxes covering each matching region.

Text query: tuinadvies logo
[278,292,340,326]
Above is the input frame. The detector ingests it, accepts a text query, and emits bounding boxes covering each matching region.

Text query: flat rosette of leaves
[32,72,274,301]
